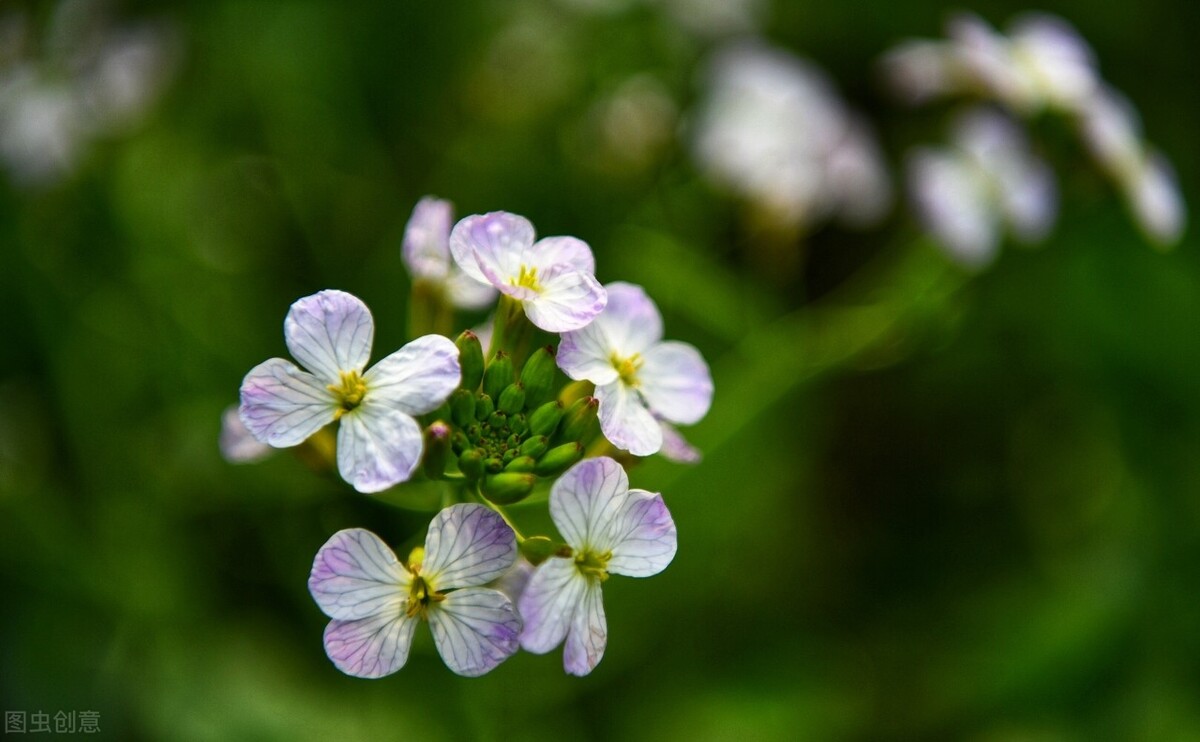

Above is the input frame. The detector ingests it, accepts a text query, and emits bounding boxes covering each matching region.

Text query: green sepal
[535,442,585,476]
[528,400,565,437]
[482,472,536,505]
[497,382,526,415]
[504,455,537,473]
[483,351,514,401]
[455,331,485,391]
[520,345,557,408]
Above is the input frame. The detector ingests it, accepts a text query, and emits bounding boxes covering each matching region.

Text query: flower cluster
[882,12,1185,262]
[232,198,712,676]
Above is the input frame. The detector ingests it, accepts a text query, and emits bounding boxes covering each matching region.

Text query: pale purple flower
[239,290,460,493]
[558,282,713,457]
[519,457,677,676]
[402,197,498,310]
[308,504,521,678]
[448,211,607,332]
[219,405,271,464]
[657,419,702,464]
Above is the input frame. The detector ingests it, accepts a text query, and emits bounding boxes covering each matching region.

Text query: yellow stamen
[328,370,367,419]
[609,352,643,387]
[575,549,612,582]
[510,264,542,292]
[404,574,446,620]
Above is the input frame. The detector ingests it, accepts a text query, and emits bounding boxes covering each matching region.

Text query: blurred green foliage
[2,0,1198,739]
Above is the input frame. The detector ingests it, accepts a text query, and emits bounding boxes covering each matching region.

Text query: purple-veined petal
[596,381,663,457]
[549,457,629,552]
[220,405,272,463]
[556,322,619,386]
[309,528,411,621]
[323,612,417,679]
[489,558,534,605]
[593,282,663,357]
[284,290,375,382]
[363,334,461,416]
[445,270,498,310]
[523,264,607,333]
[563,577,607,676]
[637,341,713,426]
[449,211,534,286]
[526,236,595,275]
[428,587,522,677]
[402,196,453,280]
[606,489,677,578]
[658,420,702,464]
[422,504,518,590]
[518,557,587,654]
[238,358,337,447]
[336,405,423,493]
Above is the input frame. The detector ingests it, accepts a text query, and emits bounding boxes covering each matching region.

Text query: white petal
[563,577,607,676]
[1129,152,1186,246]
[402,196,453,280]
[522,264,608,333]
[518,557,587,654]
[606,489,678,578]
[323,612,417,679]
[363,334,461,416]
[526,235,595,275]
[238,358,337,447]
[907,148,998,269]
[596,381,663,457]
[557,322,620,386]
[428,587,522,677]
[638,341,713,426]
[449,211,534,286]
[593,282,662,357]
[549,457,629,553]
[445,269,499,310]
[284,290,375,381]
[336,405,423,493]
[658,420,702,464]
[422,503,518,590]
[219,405,273,463]
[308,528,411,620]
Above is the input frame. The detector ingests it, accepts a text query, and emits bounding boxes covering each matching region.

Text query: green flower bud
[518,536,559,566]
[504,455,537,473]
[497,382,526,415]
[519,435,549,459]
[535,442,585,476]
[509,413,528,435]
[457,448,485,480]
[484,457,504,474]
[559,396,599,443]
[422,421,451,479]
[449,388,476,428]
[451,431,470,454]
[474,393,495,421]
[520,345,557,408]
[487,411,508,430]
[501,449,516,464]
[455,331,485,391]
[482,472,536,505]
[483,351,514,402]
[528,400,565,437]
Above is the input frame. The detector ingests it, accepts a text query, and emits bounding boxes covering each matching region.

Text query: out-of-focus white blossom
[691,41,892,232]
[0,0,177,187]
[908,108,1056,269]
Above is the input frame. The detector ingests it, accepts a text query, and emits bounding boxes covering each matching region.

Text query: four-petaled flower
[239,289,460,493]
[308,504,522,677]
[519,457,677,675]
[448,211,607,332]
[402,196,498,310]
[557,282,713,456]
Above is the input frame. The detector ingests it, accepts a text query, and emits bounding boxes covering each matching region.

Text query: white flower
[519,457,677,675]
[239,290,460,493]
[558,282,713,457]
[402,197,498,310]
[308,504,521,677]
[448,211,607,332]
[218,405,272,464]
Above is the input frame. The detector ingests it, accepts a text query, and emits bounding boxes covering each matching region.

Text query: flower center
[575,549,612,582]
[510,264,542,293]
[404,549,445,620]
[329,370,367,419]
[609,352,643,387]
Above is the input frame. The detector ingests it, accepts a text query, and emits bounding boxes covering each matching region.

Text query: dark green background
[2,1,1198,739]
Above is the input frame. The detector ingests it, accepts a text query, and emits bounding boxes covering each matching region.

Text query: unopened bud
[535,442,585,476]
[559,396,599,443]
[474,393,495,421]
[458,448,485,480]
[422,421,452,479]
[520,346,557,408]
[504,455,537,473]
[528,400,565,437]
[519,536,559,565]
[449,388,476,428]
[497,382,526,415]
[519,435,549,459]
[456,331,485,391]
[482,472,536,505]
[483,351,514,402]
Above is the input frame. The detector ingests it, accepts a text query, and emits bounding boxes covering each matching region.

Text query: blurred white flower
[908,109,1056,269]
[691,41,892,232]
